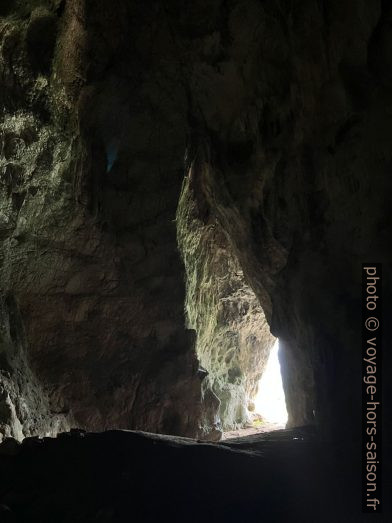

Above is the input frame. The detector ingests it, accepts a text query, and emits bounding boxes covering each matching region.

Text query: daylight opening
[254,339,288,425]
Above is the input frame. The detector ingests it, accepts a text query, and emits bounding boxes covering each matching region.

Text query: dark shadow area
[0,428,390,522]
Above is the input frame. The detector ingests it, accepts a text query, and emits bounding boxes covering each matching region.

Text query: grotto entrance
[222,339,288,440]
[254,339,288,426]
[177,175,290,441]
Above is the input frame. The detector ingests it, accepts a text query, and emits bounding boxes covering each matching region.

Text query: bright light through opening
[254,339,288,425]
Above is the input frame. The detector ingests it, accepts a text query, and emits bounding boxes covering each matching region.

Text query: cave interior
[0,1,391,522]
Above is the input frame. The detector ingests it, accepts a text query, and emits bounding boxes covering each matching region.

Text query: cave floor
[222,420,285,440]
[0,427,389,523]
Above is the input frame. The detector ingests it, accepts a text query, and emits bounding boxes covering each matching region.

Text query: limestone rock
[0,0,391,451]
[177,175,275,431]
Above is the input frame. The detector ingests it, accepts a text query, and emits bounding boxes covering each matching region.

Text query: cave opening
[177,174,291,441]
[221,336,289,440]
[253,339,288,428]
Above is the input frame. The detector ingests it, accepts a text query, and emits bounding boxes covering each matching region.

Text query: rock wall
[0,0,391,446]
[177,174,275,432]
[180,0,392,440]
[0,0,204,439]
[0,294,70,442]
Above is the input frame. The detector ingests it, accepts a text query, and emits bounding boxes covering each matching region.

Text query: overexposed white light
[254,339,288,424]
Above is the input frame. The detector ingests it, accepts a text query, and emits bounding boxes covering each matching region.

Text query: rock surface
[0,0,391,452]
[177,175,275,432]
[0,428,389,522]
[0,294,71,442]
[0,0,204,438]
[184,0,392,440]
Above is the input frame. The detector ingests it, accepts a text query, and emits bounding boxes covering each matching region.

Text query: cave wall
[177,173,275,432]
[0,0,391,444]
[0,294,70,442]
[181,0,392,440]
[0,0,206,438]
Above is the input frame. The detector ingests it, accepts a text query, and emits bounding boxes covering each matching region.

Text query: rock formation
[177,174,275,434]
[1,0,203,439]
[0,0,390,462]
[0,427,338,523]
[0,0,391,520]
